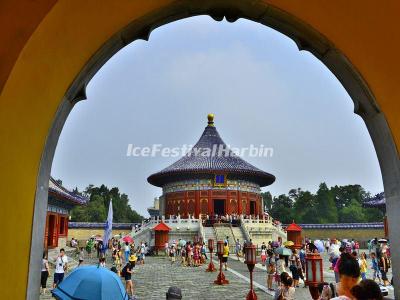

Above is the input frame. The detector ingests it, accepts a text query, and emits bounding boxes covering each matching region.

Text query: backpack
[267,258,276,274]
[121,263,129,277]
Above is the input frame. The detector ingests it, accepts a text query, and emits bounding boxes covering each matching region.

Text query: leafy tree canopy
[70,184,144,223]
[265,183,383,224]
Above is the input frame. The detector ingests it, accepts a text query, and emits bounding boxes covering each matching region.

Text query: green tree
[270,194,293,224]
[70,184,144,223]
[293,190,316,223]
[331,184,368,209]
[340,199,366,223]
[86,195,107,222]
[315,183,338,223]
[70,206,89,222]
[364,207,384,222]
[261,192,273,212]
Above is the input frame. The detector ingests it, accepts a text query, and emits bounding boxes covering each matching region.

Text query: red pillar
[256,197,259,216]
[238,191,242,214]
[208,190,213,215]
[195,190,200,218]
[184,192,188,218]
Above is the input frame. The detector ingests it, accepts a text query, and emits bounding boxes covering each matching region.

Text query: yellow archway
[1,1,399,299]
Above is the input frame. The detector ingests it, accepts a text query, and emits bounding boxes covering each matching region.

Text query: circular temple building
[147,114,275,219]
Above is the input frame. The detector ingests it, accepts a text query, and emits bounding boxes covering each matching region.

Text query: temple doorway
[250,201,256,215]
[213,199,225,216]
[46,214,57,248]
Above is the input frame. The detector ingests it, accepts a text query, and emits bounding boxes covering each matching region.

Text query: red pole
[214,254,229,285]
[206,248,216,272]
[250,271,253,292]
[246,265,257,300]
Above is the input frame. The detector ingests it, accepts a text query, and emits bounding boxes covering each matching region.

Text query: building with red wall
[44,177,88,249]
[148,114,275,219]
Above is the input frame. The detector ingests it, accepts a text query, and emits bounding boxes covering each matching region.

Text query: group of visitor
[41,233,392,300]
[265,246,306,292]
[40,248,68,296]
[319,252,384,300]
[164,239,213,268]
[329,237,392,287]
[260,236,390,300]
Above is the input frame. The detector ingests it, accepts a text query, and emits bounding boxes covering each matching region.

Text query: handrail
[199,219,205,242]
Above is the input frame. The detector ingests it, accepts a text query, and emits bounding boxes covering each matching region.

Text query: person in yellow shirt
[359,252,368,280]
[222,242,229,270]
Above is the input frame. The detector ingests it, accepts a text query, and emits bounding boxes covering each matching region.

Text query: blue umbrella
[52,266,128,300]
[271,241,279,248]
[274,247,292,256]
[313,240,325,253]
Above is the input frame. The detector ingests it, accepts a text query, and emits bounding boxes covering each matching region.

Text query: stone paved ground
[40,249,395,299]
[40,254,264,299]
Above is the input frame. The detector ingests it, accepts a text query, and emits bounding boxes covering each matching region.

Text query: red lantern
[206,239,216,272]
[208,239,214,251]
[245,244,256,265]
[216,240,224,257]
[305,252,324,299]
[245,244,257,300]
[214,241,229,285]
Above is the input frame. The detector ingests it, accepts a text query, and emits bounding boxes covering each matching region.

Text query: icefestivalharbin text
[126,144,274,158]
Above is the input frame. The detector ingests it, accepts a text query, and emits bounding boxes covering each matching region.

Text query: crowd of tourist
[40,248,68,296]
[263,237,391,300]
[40,234,391,300]
[163,239,224,268]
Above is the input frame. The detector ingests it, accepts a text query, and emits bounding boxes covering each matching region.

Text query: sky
[51,16,383,217]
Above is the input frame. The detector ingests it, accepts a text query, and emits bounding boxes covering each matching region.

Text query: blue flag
[102,199,113,253]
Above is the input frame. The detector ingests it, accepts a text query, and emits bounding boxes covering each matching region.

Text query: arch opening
[28,2,400,299]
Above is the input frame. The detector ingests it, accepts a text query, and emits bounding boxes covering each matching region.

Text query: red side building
[286,221,302,249]
[44,177,88,249]
[153,222,171,251]
[148,114,275,219]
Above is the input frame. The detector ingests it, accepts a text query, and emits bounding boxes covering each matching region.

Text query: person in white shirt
[165,241,169,256]
[40,252,49,295]
[124,242,130,263]
[53,248,68,288]
[99,257,106,267]
[140,242,146,265]
[325,239,331,252]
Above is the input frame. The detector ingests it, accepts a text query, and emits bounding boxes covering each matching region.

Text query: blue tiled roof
[291,222,384,229]
[148,119,275,187]
[363,192,386,208]
[69,222,138,229]
[49,177,88,205]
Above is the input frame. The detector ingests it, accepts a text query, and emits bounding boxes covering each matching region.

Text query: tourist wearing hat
[123,254,137,299]
[166,286,182,299]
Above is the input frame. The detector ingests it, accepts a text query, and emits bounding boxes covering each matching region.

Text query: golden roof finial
[207,113,215,126]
